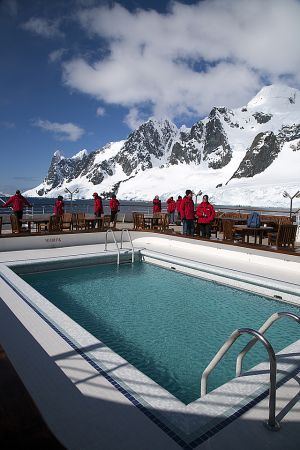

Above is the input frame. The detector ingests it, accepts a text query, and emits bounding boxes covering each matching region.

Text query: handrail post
[236,312,300,377]
[105,229,120,265]
[200,328,280,431]
[120,229,134,263]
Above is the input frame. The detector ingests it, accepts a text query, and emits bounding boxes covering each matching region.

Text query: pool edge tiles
[1,258,300,448]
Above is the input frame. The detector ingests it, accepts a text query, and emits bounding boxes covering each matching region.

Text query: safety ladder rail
[236,312,300,377]
[200,328,280,431]
[120,229,135,263]
[105,229,120,265]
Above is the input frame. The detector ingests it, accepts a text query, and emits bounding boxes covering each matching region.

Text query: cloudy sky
[1,0,300,193]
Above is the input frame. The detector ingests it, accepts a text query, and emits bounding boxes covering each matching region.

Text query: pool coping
[0,246,299,448]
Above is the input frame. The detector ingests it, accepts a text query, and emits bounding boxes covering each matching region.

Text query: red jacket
[167,198,176,213]
[196,202,215,223]
[109,198,120,212]
[94,196,103,214]
[153,199,161,213]
[1,193,31,211]
[54,200,64,216]
[176,198,182,213]
[180,196,195,220]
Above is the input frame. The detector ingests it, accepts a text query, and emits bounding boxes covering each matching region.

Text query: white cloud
[48,48,67,63]
[124,107,147,129]
[96,106,105,116]
[62,0,300,124]
[22,17,64,38]
[33,119,85,141]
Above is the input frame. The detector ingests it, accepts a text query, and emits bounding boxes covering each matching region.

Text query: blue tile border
[1,272,300,449]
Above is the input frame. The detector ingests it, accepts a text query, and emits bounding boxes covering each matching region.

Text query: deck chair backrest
[49,215,62,232]
[275,224,297,248]
[133,213,145,230]
[222,219,234,240]
[102,215,111,230]
[61,212,73,230]
[160,213,169,231]
[74,212,85,230]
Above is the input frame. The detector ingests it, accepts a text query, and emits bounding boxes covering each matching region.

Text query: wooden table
[144,216,162,230]
[21,217,50,233]
[233,225,273,245]
[85,217,103,231]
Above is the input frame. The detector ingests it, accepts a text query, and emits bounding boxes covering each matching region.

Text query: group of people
[153,190,215,238]
[2,189,215,238]
[1,190,120,228]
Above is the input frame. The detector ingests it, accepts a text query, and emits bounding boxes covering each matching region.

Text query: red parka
[166,198,176,213]
[1,193,31,211]
[54,200,64,216]
[176,198,182,213]
[109,198,120,212]
[196,201,215,224]
[94,195,103,215]
[153,198,161,213]
[180,195,195,220]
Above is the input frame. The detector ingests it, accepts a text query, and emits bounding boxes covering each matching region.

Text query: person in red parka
[109,194,120,227]
[1,190,32,227]
[53,195,64,216]
[176,195,182,222]
[180,190,195,236]
[196,194,215,238]
[166,196,176,224]
[152,195,161,214]
[92,192,103,217]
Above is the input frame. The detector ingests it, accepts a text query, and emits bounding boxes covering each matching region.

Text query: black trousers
[110,210,118,222]
[200,223,211,238]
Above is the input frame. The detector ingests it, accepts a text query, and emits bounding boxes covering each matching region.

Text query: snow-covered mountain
[25,84,300,207]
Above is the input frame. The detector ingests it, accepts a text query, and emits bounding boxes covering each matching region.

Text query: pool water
[22,262,300,404]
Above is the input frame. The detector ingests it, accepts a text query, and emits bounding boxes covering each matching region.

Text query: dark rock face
[231,132,280,179]
[203,108,232,168]
[168,122,203,165]
[116,119,177,175]
[252,112,273,124]
[277,124,300,142]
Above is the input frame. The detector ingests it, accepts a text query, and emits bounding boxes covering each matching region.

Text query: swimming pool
[20,260,300,405]
[1,235,300,448]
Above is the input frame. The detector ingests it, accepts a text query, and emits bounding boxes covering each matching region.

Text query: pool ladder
[104,229,134,265]
[200,311,300,431]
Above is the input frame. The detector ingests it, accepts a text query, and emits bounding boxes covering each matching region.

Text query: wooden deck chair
[209,218,219,239]
[102,215,111,231]
[222,219,243,243]
[133,213,145,230]
[159,213,169,232]
[73,212,86,231]
[49,215,62,233]
[267,224,297,250]
[61,213,73,231]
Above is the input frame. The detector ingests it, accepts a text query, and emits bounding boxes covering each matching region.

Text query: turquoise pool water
[21,262,300,404]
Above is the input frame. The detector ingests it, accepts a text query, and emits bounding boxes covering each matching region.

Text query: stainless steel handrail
[120,229,134,263]
[236,312,300,377]
[104,229,120,265]
[200,328,280,430]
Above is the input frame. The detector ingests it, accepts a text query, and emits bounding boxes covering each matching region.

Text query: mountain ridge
[25,84,300,207]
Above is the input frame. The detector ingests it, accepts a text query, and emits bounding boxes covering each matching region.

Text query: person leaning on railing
[1,190,32,227]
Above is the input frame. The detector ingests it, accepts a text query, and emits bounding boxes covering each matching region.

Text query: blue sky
[1,0,300,194]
